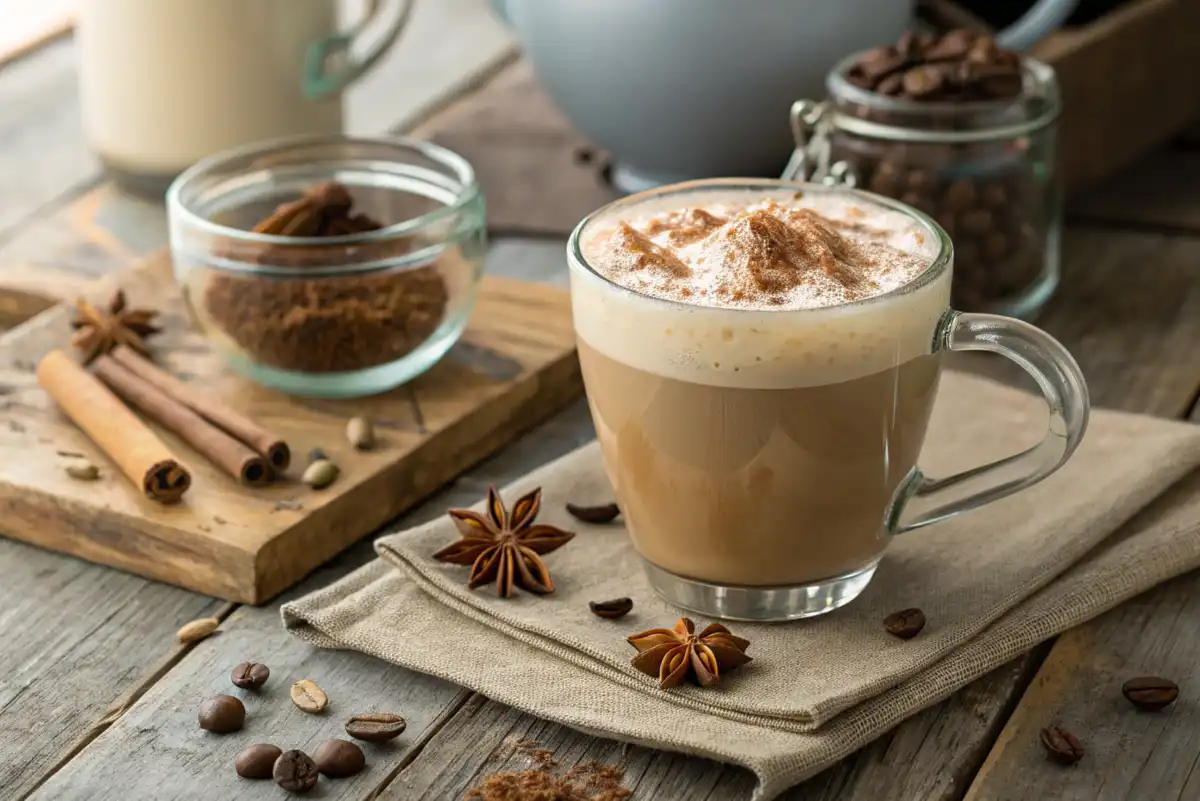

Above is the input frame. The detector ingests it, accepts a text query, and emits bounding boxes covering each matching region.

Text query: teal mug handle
[303,0,415,100]
[995,0,1080,51]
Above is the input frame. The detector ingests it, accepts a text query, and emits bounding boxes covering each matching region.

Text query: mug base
[642,560,879,622]
[101,159,180,200]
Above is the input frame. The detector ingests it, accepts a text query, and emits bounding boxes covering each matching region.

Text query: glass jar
[167,135,486,398]
[784,56,1061,319]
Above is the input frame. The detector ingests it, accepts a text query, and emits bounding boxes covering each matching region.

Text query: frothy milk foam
[574,188,950,389]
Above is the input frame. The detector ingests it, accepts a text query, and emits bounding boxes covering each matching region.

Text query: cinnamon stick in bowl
[93,355,272,488]
[37,350,191,503]
[110,346,290,471]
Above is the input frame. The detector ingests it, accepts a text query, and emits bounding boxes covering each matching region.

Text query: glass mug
[567,179,1089,621]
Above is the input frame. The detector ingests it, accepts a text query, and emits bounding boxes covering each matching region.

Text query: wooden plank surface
[0,538,225,800]
[29,391,598,801]
[963,570,1200,801]
[380,651,1047,801]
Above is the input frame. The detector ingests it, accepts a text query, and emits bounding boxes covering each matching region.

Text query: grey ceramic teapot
[493,0,1078,193]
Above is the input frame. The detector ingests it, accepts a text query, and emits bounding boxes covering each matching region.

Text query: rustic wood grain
[377,650,1047,801]
[1069,148,1200,234]
[415,62,620,237]
[1031,0,1200,195]
[951,224,1200,417]
[963,570,1200,801]
[0,537,225,800]
[0,252,581,603]
[26,541,469,801]
[28,385,597,801]
[0,36,97,241]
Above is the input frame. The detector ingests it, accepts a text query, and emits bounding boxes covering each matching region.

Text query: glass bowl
[166,135,486,398]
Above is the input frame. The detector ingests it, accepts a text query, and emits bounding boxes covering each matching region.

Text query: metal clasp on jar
[781,100,858,188]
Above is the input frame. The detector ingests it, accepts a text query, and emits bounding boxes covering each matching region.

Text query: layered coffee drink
[571,185,949,589]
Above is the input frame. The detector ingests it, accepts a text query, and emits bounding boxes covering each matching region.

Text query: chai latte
[572,188,949,587]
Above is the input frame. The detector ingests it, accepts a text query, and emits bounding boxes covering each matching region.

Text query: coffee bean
[904,169,938,195]
[198,695,245,733]
[941,180,976,214]
[274,749,319,793]
[345,713,407,742]
[901,65,946,98]
[1039,725,1084,765]
[566,502,621,524]
[883,608,926,639]
[176,617,219,644]
[313,739,366,778]
[981,231,1012,263]
[589,598,634,619]
[877,72,904,96]
[980,183,1008,209]
[290,679,329,714]
[231,661,270,690]
[1122,677,1179,711]
[960,209,994,237]
[235,743,282,779]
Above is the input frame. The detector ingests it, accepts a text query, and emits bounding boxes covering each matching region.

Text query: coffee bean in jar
[800,29,1062,319]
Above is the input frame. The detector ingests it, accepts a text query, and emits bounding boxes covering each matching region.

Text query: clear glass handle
[888,311,1090,534]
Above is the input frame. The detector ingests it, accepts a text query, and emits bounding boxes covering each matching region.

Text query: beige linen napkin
[283,372,1200,799]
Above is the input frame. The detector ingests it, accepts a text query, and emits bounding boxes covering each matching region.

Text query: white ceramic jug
[494,0,1078,192]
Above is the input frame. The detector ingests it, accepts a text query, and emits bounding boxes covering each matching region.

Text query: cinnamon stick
[110,345,290,470]
[36,350,191,503]
[93,355,272,488]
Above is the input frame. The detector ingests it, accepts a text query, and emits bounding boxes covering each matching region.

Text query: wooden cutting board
[0,251,582,603]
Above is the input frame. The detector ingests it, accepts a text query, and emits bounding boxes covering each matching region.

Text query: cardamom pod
[176,616,220,643]
[346,416,375,450]
[64,460,100,481]
[303,459,339,490]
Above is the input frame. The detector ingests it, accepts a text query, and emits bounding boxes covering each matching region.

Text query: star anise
[433,486,575,598]
[69,289,161,364]
[627,618,752,689]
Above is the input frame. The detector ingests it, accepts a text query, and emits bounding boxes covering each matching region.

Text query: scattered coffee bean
[346,416,375,450]
[290,679,329,713]
[313,739,366,778]
[176,616,220,643]
[235,743,282,779]
[566,502,621,524]
[345,713,407,742]
[883,608,926,639]
[64,459,100,481]
[307,447,328,465]
[589,598,634,619]
[1122,676,1179,711]
[198,695,245,733]
[302,459,339,490]
[231,661,270,690]
[1039,724,1084,765]
[274,749,319,793]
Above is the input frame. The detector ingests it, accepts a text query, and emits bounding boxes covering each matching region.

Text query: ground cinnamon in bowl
[168,135,486,398]
[200,181,451,374]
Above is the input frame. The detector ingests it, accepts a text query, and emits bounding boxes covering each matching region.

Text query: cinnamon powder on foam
[590,199,928,310]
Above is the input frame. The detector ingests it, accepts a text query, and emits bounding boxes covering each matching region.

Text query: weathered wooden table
[4,6,1200,799]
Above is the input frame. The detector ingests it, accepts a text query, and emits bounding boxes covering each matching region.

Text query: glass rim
[568,178,952,316]
[165,133,481,264]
